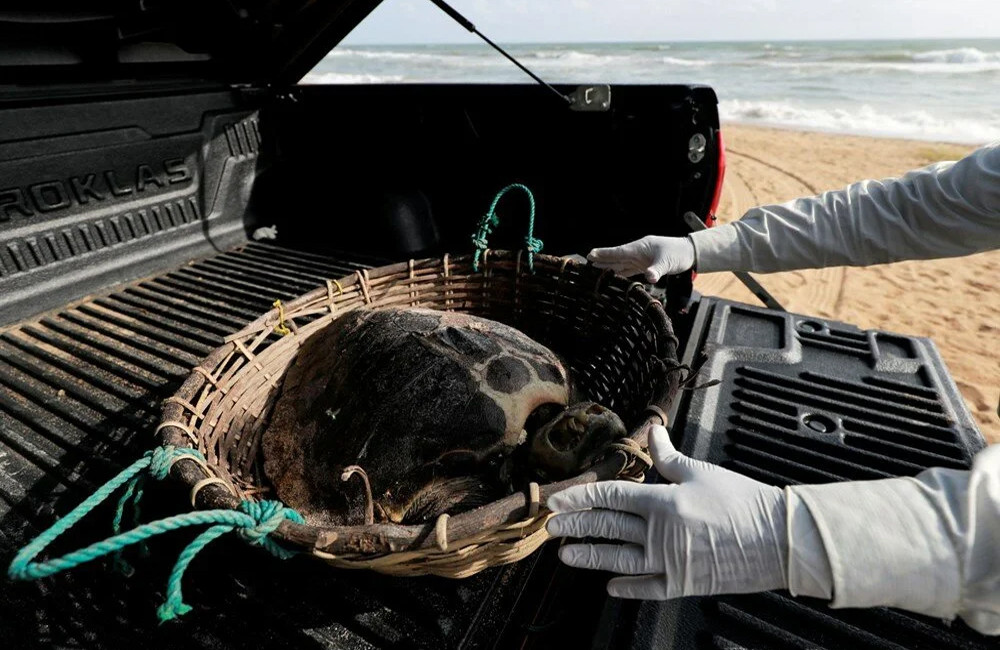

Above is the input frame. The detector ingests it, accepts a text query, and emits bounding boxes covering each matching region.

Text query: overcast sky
[343,0,1000,44]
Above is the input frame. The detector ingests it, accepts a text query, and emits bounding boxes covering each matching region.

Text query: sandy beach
[700,124,999,442]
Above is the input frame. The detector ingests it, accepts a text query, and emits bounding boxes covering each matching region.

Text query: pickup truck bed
[0,242,989,649]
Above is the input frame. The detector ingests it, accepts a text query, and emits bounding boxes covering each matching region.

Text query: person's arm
[691,142,1000,273]
[546,426,1000,635]
[587,143,1000,279]
[787,443,1000,632]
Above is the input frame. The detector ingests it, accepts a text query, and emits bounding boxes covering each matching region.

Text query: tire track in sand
[726,147,820,194]
[712,148,847,318]
[691,161,759,297]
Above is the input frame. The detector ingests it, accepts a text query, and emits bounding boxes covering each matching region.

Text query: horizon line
[342,35,1000,47]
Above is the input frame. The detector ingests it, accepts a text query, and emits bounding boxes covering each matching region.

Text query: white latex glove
[586,236,696,282]
[546,424,788,600]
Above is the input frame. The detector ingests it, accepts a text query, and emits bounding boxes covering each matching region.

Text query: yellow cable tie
[272,299,291,336]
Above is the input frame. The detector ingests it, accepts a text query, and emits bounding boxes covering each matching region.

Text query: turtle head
[526,402,626,479]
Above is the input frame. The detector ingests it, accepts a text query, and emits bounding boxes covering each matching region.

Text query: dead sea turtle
[262,307,626,527]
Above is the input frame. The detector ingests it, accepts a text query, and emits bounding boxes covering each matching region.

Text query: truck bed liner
[0,246,989,649]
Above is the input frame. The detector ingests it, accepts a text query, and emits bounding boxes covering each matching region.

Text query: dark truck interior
[0,3,991,649]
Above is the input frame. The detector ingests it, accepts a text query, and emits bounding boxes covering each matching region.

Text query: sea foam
[300,72,406,84]
[912,47,1000,64]
[719,99,1000,145]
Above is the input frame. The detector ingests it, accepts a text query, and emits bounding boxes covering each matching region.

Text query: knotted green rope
[156,500,304,622]
[471,183,544,272]
[7,445,304,623]
[111,445,188,575]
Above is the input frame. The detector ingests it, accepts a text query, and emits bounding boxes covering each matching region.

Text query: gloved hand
[546,424,788,600]
[587,236,696,283]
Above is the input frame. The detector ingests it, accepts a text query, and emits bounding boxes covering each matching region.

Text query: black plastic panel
[603,296,989,650]
[0,90,263,326]
[265,84,721,260]
[260,83,720,312]
[676,298,983,475]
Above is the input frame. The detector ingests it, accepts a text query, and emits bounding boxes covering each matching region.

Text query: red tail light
[690,129,725,284]
[706,129,726,228]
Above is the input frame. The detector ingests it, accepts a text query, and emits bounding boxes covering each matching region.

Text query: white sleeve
[785,444,1000,635]
[689,142,1000,273]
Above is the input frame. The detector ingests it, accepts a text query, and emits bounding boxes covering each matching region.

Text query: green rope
[157,524,230,622]
[112,446,196,574]
[111,473,144,575]
[7,445,304,623]
[157,501,304,623]
[471,183,544,272]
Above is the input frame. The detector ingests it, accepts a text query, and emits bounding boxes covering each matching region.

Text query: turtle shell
[262,307,572,527]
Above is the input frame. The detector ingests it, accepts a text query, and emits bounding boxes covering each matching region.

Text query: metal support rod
[427,0,572,105]
[683,212,786,311]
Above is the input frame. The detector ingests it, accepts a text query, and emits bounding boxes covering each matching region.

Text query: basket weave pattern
[157,251,681,578]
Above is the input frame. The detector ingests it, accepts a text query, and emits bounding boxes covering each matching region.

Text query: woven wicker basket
[157,250,683,578]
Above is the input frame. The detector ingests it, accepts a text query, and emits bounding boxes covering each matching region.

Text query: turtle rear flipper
[392,475,502,525]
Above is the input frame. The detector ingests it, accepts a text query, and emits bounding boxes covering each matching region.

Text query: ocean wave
[912,47,1000,64]
[525,50,570,60]
[752,50,804,60]
[718,99,1000,144]
[660,56,710,67]
[742,46,1000,72]
[324,48,473,63]
[528,50,603,61]
[300,72,406,84]
[529,50,710,68]
[525,50,632,65]
[627,44,673,51]
[819,47,1000,68]
[741,58,1000,75]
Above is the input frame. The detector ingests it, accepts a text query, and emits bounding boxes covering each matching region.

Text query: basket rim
[157,250,682,560]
